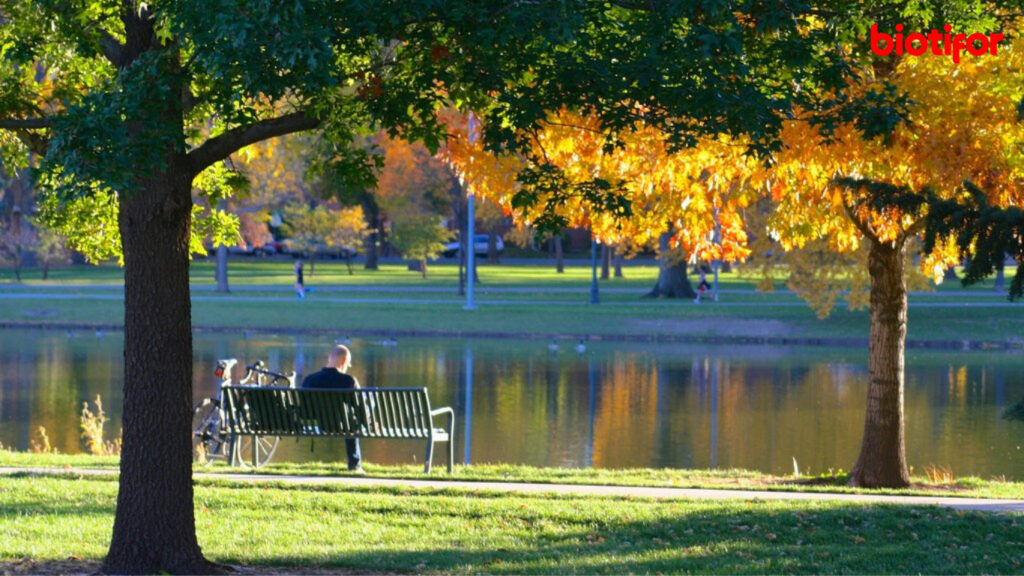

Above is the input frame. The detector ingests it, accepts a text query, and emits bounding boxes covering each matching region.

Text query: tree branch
[0,118,51,155]
[842,198,878,242]
[0,117,52,130]
[187,111,320,176]
[100,30,126,67]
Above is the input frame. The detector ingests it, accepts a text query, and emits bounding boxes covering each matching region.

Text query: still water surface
[1,329,1022,478]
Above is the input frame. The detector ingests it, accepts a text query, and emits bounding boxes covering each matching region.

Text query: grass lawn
[0,262,1022,346]
[1,470,1022,574]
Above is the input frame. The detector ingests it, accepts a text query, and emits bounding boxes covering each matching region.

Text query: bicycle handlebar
[240,360,296,387]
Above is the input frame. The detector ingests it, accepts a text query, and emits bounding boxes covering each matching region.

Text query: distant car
[442,234,504,258]
[226,243,257,255]
[260,241,286,256]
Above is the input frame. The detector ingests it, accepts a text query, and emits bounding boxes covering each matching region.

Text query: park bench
[221,385,455,473]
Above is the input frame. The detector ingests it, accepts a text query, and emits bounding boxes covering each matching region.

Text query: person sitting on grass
[301,344,364,473]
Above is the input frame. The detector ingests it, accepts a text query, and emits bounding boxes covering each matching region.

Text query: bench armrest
[430,407,454,435]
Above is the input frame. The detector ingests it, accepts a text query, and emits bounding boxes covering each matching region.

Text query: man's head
[328,344,352,372]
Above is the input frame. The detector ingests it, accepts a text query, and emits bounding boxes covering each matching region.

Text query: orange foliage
[442,108,761,263]
[767,33,1024,279]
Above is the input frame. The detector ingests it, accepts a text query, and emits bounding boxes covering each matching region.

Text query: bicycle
[192,358,296,467]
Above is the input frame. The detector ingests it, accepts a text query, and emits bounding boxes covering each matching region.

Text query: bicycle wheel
[231,434,279,468]
[192,398,229,464]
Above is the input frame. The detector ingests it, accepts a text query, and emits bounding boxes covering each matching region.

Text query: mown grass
[1,263,1020,345]
[2,290,1022,345]
[3,451,1023,500]
[1,472,1022,574]
[1,260,1017,291]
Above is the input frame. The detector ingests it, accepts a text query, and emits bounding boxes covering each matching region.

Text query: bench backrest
[222,386,435,438]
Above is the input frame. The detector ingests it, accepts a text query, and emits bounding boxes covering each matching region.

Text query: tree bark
[994,259,1005,291]
[362,200,379,270]
[487,227,499,263]
[104,158,213,574]
[613,244,623,278]
[849,237,911,488]
[600,243,610,280]
[554,235,564,273]
[645,232,695,298]
[215,244,230,293]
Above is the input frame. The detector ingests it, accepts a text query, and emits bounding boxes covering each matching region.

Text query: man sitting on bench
[301,344,364,473]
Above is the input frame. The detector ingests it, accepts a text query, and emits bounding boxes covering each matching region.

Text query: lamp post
[712,207,721,302]
[590,239,600,304]
[465,113,478,310]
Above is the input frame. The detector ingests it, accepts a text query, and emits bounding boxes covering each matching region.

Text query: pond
[1,328,1022,478]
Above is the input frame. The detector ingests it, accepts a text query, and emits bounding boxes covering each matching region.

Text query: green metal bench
[221,385,455,473]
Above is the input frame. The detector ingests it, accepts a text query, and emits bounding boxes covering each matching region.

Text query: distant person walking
[294,259,305,299]
[301,344,363,472]
[695,267,712,303]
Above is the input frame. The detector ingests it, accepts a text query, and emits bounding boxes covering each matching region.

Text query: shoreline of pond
[3,320,1023,351]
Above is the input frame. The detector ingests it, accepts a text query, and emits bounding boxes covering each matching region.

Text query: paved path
[3,467,1022,513]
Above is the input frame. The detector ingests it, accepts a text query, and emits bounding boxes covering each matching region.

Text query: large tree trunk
[849,238,911,488]
[215,244,230,293]
[104,160,212,574]
[645,232,695,298]
[554,235,564,273]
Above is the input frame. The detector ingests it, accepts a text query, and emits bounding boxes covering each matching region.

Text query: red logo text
[870,24,1003,64]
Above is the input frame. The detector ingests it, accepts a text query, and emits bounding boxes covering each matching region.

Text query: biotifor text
[870,24,1003,63]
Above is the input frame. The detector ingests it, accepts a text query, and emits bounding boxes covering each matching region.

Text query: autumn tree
[373,133,454,275]
[446,109,760,298]
[31,220,70,279]
[328,205,370,275]
[0,1,859,571]
[0,216,33,281]
[281,203,366,275]
[390,214,451,278]
[761,15,1024,487]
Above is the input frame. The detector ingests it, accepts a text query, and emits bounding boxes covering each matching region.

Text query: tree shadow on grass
[217,503,1022,575]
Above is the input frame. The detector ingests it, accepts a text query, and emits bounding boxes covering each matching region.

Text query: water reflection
[1,328,1023,479]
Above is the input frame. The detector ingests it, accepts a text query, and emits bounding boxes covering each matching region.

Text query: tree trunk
[215,244,229,293]
[849,237,911,488]
[421,258,428,279]
[345,254,354,275]
[613,245,623,278]
[362,200,378,270]
[554,235,564,274]
[994,259,1005,291]
[943,265,959,282]
[42,263,49,280]
[600,243,610,280]
[104,161,213,574]
[12,246,21,282]
[487,227,499,263]
[645,232,695,298]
